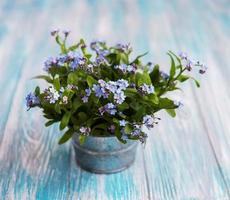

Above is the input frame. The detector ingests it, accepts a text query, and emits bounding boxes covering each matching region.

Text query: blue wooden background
[0,0,230,199]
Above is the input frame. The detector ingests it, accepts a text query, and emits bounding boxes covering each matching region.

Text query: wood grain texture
[0,0,229,199]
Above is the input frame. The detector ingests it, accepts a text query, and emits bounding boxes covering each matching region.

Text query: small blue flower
[99,103,117,116]
[116,79,129,90]
[95,54,107,65]
[85,88,91,97]
[114,91,126,104]
[45,86,60,104]
[43,57,57,72]
[57,54,69,66]
[139,84,154,94]
[185,59,193,71]
[82,96,89,103]
[143,115,155,129]
[115,43,132,53]
[79,126,91,136]
[70,56,86,70]
[90,40,102,50]
[131,128,141,136]
[26,92,40,108]
[178,51,188,60]
[119,120,127,127]
[127,64,137,73]
[114,64,136,74]
[105,81,117,93]
[92,84,108,98]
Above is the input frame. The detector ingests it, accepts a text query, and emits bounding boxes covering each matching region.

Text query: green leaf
[166,109,176,117]
[92,123,108,131]
[191,78,200,88]
[72,98,81,111]
[60,111,71,130]
[68,44,79,51]
[120,53,129,64]
[79,135,86,145]
[117,102,129,110]
[34,86,40,96]
[78,112,87,122]
[177,74,190,82]
[55,103,61,114]
[168,53,176,79]
[32,75,53,83]
[58,128,74,144]
[124,124,133,134]
[67,72,78,84]
[124,88,138,98]
[55,35,62,45]
[136,71,152,86]
[131,52,148,64]
[158,98,177,109]
[53,77,61,90]
[86,75,97,87]
[133,106,145,121]
[149,64,160,84]
[148,94,159,104]
[45,120,57,127]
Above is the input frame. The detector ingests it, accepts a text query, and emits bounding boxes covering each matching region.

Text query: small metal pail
[72,134,138,174]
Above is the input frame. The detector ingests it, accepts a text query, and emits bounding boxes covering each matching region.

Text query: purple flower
[116,79,129,90]
[139,84,154,95]
[26,92,40,108]
[79,127,91,136]
[82,96,89,103]
[44,86,60,104]
[95,54,108,65]
[114,91,126,104]
[85,88,91,96]
[185,59,193,71]
[99,103,117,116]
[114,64,136,74]
[43,57,58,72]
[115,43,132,53]
[139,133,148,144]
[92,84,108,98]
[63,29,70,37]
[70,56,86,70]
[178,51,188,60]
[50,29,59,36]
[57,54,69,66]
[143,115,155,129]
[131,128,141,136]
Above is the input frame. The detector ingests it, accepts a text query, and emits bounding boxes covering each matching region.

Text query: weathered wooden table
[0,0,229,199]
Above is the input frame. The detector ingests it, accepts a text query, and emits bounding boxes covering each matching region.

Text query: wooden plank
[140,0,230,199]
[0,5,72,199]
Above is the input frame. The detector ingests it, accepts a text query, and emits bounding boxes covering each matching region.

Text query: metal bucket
[72,134,138,174]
